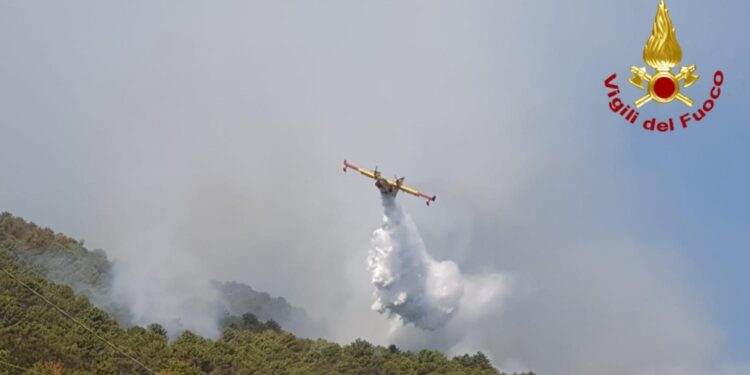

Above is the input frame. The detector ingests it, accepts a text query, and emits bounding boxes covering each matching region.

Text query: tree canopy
[0,212,535,374]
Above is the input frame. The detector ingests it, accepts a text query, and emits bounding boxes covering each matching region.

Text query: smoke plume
[110,250,225,340]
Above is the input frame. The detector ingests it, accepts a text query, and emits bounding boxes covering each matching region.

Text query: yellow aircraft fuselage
[343,160,436,206]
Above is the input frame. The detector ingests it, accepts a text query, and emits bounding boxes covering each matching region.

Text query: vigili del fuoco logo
[604,0,724,133]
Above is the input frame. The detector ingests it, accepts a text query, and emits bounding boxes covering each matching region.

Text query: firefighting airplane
[343,160,437,206]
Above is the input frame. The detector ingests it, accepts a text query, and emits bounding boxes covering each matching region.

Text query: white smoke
[111,261,223,340]
[108,231,225,340]
[368,195,503,331]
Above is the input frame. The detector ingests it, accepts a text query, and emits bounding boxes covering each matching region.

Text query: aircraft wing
[394,182,437,205]
[343,160,378,179]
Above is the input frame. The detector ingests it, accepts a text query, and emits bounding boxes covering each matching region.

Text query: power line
[0,358,45,374]
[1,268,157,375]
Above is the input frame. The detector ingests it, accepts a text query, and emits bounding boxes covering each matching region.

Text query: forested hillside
[214,280,309,334]
[1,212,309,334]
[0,213,535,374]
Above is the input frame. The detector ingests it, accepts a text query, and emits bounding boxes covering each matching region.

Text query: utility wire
[0,358,45,374]
[0,358,43,374]
[1,268,157,375]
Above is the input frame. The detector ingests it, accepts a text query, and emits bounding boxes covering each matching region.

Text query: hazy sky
[1,1,748,374]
